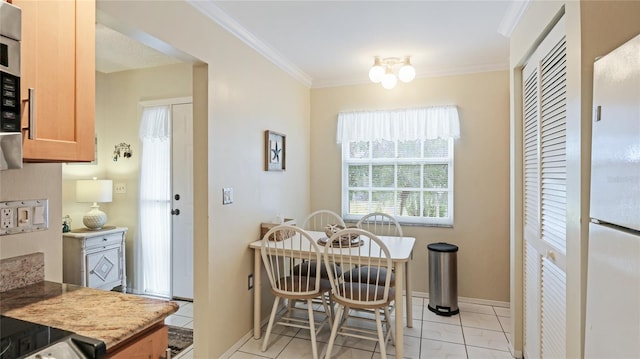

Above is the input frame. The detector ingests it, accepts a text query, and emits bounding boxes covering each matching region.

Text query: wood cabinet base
[106,322,169,359]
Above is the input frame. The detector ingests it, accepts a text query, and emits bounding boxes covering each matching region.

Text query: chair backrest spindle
[302,209,345,231]
[323,228,392,307]
[261,225,323,297]
[357,212,403,237]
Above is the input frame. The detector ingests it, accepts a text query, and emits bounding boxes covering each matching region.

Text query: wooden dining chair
[302,209,346,231]
[346,212,404,286]
[295,209,346,279]
[322,228,395,358]
[344,212,402,342]
[356,212,403,237]
[260,225,332,359]
[292,209,346,318]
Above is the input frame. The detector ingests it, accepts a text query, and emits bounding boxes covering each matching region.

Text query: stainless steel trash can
[428,242,459,316]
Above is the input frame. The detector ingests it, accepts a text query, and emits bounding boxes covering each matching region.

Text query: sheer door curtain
[135,105,172,297]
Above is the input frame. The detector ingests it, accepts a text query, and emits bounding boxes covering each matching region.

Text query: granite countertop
[0,281,179,350]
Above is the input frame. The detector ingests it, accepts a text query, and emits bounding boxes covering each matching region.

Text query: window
[338,106,459,226]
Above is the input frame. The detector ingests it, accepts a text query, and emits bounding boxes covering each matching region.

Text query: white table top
[249,230,415,262]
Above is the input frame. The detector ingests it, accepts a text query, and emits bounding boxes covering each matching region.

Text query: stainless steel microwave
[0,1,22,170]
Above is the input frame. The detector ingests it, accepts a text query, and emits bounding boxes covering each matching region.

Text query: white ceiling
[96,1,520,88]
[95,23,181,74]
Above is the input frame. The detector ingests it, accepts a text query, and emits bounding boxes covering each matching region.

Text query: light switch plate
[114,182,127,194]
[222,188,233,205]
[33,205,46,225]
[17,207,30,227]
[0,199,48,235]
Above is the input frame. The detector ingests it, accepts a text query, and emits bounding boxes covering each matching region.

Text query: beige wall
[311,71,511,302]
[509,1,640,357]
[0,164,63,281]
[62,63,193,291]
[97,1,311,357]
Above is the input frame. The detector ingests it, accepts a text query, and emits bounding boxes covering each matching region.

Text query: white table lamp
[76,178,113,230]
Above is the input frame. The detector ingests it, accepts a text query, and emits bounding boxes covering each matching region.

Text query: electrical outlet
[248,274,254,290]
[1,199,48,235]
[1,208,14,229]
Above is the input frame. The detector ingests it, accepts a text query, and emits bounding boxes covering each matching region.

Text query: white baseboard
[218,330,254,359]
[410,291,510,308]
[218,302,287,359]
[223,293,510,358]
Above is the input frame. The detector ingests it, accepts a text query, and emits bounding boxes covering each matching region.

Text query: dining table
[249,229,416,358]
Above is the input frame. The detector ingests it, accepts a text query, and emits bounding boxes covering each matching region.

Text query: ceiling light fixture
[369,56,416,89]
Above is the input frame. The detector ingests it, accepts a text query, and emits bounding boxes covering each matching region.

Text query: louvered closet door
[521,16,567,359]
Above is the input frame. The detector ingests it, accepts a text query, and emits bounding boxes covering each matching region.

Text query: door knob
[171,209,180,215]
[174,194,180,200]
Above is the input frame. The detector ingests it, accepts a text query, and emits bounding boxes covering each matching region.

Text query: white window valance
[139,105,171,141]
[336,106,460,144]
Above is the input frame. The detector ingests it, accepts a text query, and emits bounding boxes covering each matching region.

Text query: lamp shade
[76,179,113,203]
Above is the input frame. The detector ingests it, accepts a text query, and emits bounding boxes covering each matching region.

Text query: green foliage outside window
[343,138,453,225]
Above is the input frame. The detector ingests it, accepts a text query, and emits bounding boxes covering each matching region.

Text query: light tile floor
[167,300,195,359]
[228,297,513,358]
[164,297,513,358]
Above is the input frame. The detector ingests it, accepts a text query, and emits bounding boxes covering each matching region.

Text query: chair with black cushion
[291,210,346,318]
[345,212,403,286]
[260,225,332,359]
[322,228,395,358]
[344,212,404,338]
[296,209,346,280]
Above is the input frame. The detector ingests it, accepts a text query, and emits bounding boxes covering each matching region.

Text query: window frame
[340,137,455,226]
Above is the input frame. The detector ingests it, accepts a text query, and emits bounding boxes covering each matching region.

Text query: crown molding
[187,0,313,88]
[311,62,509,89]
[498,0,531,38]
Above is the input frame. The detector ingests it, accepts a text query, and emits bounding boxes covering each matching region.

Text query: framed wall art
[265,130,286,171]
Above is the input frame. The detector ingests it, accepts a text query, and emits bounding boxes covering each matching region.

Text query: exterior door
[171,103,194,300]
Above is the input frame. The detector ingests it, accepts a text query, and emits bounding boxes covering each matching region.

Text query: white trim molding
[312,62,509,89]
[186,0,312,88]
[412,291,511,308]
[498,0,531,38]
[139,97,193,107]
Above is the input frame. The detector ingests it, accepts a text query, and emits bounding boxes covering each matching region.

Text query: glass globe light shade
[369,64,385,83]
[398,63,416,83]
[381,70,397,89]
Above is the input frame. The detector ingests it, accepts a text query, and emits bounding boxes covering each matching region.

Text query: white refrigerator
[585,34,640,358]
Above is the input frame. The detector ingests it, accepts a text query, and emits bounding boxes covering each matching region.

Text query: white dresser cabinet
[63,227,127,292]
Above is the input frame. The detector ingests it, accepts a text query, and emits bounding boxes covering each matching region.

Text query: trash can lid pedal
[428,242,458,252]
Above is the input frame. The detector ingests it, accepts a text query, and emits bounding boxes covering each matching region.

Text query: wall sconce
[369,56,416,89]
[113,142,132,162]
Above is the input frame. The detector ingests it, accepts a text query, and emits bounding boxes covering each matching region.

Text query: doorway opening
[137,98,194,300]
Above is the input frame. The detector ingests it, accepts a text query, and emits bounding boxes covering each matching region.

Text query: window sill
[344,219,453,228]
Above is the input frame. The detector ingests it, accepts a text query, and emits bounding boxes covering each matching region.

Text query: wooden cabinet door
[14,0,95,162]
[107,324,168,359]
